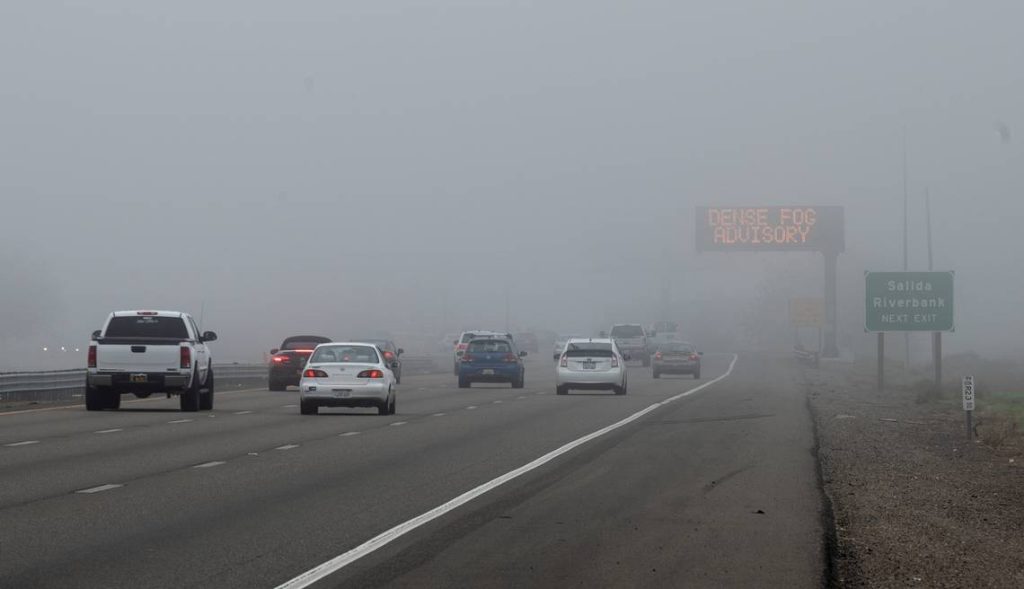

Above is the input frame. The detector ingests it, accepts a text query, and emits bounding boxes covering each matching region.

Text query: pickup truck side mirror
[519,351,528,357]
[201,331,218,343]
[397,348,404,356]
[623,353,632,361]
[91,330,102,340]
[270,348,279,355]
[391,361,400,369]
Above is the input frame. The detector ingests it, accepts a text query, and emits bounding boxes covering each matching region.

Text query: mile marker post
[962,376,975,440]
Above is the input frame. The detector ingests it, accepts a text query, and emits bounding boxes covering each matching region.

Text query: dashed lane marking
[275,444,300,450]
[339,432,361,437]
[431,413,446,417]
[465,406,477,410]
[94,429,123,434]
[4,440,40,447]
[234,410,254,415]
[168,419,193,424]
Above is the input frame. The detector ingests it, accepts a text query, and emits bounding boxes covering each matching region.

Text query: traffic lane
[0,370,574,508]
[320,353,824,589]
[0,368,520,447]
[0,357,732,588]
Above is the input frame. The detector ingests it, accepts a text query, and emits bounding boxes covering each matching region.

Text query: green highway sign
[865,271,954,332]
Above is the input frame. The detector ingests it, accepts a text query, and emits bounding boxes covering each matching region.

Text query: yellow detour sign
[790,298,825,327]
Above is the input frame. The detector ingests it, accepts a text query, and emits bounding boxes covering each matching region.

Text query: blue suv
[457,337,526,389]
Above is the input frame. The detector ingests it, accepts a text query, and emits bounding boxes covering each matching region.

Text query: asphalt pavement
[0,353,824,588]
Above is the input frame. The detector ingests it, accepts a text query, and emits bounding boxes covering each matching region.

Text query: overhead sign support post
[695,206,845,358]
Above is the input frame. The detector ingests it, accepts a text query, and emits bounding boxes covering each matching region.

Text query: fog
[2,1,1022,369]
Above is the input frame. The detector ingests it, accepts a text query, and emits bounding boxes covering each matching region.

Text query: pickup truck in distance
[86,310,218,412]
[609,323,650,367]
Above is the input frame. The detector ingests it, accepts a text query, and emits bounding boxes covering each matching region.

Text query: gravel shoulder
[802,358,1024,588]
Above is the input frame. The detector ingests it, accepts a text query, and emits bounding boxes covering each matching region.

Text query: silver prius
[555,338,628,395]
[299,343,397,415]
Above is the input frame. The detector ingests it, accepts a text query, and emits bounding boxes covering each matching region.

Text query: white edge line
[76,483,123,494]
[193,461,226,469]
[389,422,408,427]
[275,353,738,589]
[4,440,40,447]
[339,431,361,437]
[275,444,299,450]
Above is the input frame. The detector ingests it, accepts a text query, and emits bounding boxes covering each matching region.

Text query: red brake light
[304,369,328,378]
[690,353,700,361]
[87,345,97,368]
[272,355,286,363]
[461,353,473,363]
[655,352,663,360]
[180,346,191,369]
[383,351,395,360]
[136,311,158,316]
[357,369,384,379]
[504,353,517,363]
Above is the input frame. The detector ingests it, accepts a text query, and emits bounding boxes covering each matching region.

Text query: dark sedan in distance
[353,338,404,383]
[268,335,332,391]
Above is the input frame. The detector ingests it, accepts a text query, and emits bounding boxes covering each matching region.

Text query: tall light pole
[902,127,911,370]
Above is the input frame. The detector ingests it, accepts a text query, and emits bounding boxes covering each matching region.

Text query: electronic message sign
[865,271,954,332]
[695,206,844,252]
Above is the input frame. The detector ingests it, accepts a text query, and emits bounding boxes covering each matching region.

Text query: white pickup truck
[86,310,218,412]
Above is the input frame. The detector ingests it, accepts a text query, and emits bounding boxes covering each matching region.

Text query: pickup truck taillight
[180,346,191,369]
[87,345,97,368]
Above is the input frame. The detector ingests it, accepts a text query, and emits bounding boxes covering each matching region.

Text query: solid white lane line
[283,404,298,408]
[431,413,446,417]
[517,396,527,399]
[94,429,123,434]
[389,422,407,427]
[275,354,739,589]
[76,484,122,494]
[493,400,503,404]
[275,444,300,450]
[193,461,226,469]
[465,406,477,410]
[339,432,361,437]
[4,440,40,447]
[168,419,193,424]
[234,410,254,415]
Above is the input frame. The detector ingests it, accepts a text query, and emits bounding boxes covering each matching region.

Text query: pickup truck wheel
[86,385,104,411]
[268,380,285,392]
[388,392,397,415]
[512,374,525,389]
[693,369,701,380]
[199,368,215,410]
[641,355,651,367]
[106,391,121,410]
[180,372,201,412]
[652,370,660,379]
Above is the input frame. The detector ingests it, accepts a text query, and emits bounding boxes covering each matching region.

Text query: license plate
[581,361,596,369]
[482,369,494,375]
[130,374,148,383]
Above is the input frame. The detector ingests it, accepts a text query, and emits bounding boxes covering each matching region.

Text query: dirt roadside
[802,358,1024,588]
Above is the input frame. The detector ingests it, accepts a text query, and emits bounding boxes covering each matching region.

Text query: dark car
[353,338,405,383]
[268,335,332,391]
[457,337,526,389]
[651,341,702,379]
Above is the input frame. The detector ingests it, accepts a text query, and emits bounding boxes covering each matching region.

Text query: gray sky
[1,1,1022,368]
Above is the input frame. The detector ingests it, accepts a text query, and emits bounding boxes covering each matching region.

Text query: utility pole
[902,127,911,370]
[926,188,941,386]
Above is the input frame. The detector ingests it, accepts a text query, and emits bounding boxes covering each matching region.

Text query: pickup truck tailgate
[96,341,183,373]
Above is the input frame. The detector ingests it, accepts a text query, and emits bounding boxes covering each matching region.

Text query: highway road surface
[0,353,824,588]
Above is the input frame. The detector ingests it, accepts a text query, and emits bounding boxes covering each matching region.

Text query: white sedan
[555,338,628,395]
[299,342,397,415]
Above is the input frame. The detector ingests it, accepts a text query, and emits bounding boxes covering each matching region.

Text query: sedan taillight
[304,369,328,378]
[357,369,384,379]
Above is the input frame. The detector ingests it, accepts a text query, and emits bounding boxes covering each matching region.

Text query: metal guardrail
[0,356,447,405]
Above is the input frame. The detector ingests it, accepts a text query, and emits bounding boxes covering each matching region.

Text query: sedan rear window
[610,325,644,338]
[467,340,511,353]
[105,316,189,339]
[311,345,379,363]
[658,343,695,353]
[565,342,614,357]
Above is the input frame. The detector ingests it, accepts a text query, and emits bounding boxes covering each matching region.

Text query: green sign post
[865,271,954,332]
[866,271,954,391]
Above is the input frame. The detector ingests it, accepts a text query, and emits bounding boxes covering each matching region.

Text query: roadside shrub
[977,413,1019,448]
